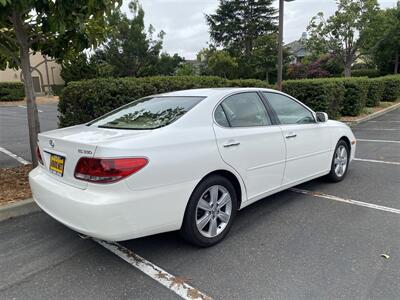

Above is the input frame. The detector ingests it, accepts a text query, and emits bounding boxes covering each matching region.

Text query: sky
[121,0,398,59]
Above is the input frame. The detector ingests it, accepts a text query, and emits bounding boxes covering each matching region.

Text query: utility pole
[277,0,295,91]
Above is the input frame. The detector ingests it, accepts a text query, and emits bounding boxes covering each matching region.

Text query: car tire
[180,175,238,247]
[327,139,350,182]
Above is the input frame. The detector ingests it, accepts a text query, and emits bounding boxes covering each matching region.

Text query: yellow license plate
[49,154,65,177]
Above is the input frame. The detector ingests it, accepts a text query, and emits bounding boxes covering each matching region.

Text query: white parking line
[95,239,212,300]
[290,188,400,215]
[368,120,400,123]
[18,105,43,112]
[357,139,400,144]
[355,128,398,131]
[353,158,400,166]
[0,146,31,165]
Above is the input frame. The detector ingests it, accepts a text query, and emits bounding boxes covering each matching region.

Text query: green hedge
[366,79,384,107]
[380,75,400,101]
[351,68,380,78]
[0,82,25,101]
[59,75,400,127]
[282,78,345,119]
[59,76,272,127]
[341,78,370,116]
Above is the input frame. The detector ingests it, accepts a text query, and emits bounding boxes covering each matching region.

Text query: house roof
[285,33,310,58]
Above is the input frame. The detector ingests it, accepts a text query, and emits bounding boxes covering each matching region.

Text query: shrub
[50,84,65,96]
[59,76,273,127]
[351,69,380,78]
[227,79,271,88]
[380,75,400,101]
[341,77,370,116]
[0,82,25,101]
[282,78,345,119]
[366,79,384,107]
[287,63,307,80]
[59,75,398,126]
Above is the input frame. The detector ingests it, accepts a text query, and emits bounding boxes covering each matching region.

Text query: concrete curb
[0,198,40,222]
[344,102,400,127]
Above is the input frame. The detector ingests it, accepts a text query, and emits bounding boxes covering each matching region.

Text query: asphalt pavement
[0,106,399,299]
[0,104,58,168]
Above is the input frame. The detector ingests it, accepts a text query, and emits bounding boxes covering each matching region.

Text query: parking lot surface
[0,104,58,168]
[0,107,399,299]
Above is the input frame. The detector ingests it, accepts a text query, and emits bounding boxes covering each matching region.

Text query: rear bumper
[29,167,195,241]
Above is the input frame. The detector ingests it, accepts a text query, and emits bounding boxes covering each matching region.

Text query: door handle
[223,141,240,147]
[285,132,297,139]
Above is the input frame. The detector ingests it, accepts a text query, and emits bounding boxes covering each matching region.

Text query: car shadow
[121,189,302,255]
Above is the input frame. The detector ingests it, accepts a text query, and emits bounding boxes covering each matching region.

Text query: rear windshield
[89,96,204,130]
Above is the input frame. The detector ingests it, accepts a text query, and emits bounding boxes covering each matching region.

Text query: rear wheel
[180,175,237,247]
[327,140,350,182]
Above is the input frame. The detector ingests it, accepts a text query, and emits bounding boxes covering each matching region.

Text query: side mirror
[316,112,328,123]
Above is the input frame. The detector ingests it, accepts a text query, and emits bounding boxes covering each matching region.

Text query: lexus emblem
[49,139,55,148]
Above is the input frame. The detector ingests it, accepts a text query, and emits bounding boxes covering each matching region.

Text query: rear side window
[215,92,271,127]
[263,92,315,125]
[90,96,204,130]
[214,105,230,127]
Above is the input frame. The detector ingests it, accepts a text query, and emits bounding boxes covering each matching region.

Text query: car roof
[159,87,277,97]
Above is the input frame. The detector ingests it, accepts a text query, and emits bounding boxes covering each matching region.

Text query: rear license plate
[49,154,65,177]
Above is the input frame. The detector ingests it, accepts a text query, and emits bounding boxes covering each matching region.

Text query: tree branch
[0,43,20,67]
[0,31,17,46]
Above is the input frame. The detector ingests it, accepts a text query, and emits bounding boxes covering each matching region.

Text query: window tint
[263,92,315,125]
[89,96,204,130]
[218,93,271,127]
[214,105,230,127]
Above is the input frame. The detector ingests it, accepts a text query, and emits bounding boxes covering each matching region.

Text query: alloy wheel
[334,145,348,177]
[195,185,232,238]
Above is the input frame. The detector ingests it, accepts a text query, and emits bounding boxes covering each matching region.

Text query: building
[0,51,64,95]
[285,32,310,64]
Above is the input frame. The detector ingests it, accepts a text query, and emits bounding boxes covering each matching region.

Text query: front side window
[89,96,204,130]
[215,93,271,127]
[263,92,315,125]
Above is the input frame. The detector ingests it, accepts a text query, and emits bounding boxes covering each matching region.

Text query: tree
[206,0,276,56]
[207,50,238,79]
[363,2,400,74]
[61,52,97,83]
[0,0,119,166]
[99,0,165,77]
[286,53,344,80]
[307,0,380,77]
[196,46,216,76]
[175,63,196,76]
[249,34,289,82]
[156,53,184,76]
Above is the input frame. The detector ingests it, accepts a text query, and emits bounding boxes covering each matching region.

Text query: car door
[262,92,332,186]
[213,92,286,201]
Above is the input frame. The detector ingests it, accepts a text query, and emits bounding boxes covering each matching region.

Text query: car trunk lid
[37,125,149,189]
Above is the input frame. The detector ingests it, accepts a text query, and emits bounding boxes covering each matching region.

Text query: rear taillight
[36,145,44,165]
[74,157,148,183]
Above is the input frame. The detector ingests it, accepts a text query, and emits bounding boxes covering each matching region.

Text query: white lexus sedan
[30,88,356,247]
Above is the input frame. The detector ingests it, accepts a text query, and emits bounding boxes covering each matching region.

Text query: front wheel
[327,140,350,182]
[180,175,237,247]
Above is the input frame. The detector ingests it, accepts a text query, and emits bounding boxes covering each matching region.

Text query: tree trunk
[344,61,352,77]
[343,52,353,78]
[394,49,399,74]
[13,11,41,166]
